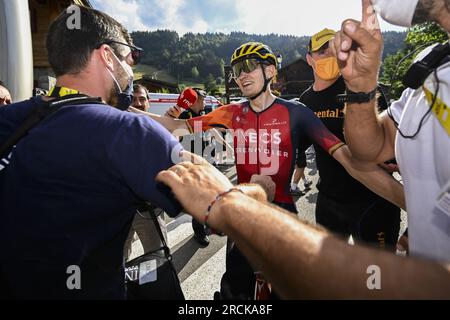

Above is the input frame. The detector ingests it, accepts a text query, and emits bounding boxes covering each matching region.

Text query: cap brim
[310,29,336,52]
[311,36,334,52]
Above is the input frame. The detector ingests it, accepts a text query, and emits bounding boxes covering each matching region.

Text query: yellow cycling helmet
[230,42,277,67]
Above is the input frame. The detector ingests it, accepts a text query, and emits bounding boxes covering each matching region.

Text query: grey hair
[412,0,435,24]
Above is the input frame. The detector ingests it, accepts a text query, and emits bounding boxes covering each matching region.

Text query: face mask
[371,0,419,27]
[107,51,134,111]
[312,56,340,81]
[116,79,133,111]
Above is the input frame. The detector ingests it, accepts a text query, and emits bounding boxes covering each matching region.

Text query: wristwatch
[336,88,377,104]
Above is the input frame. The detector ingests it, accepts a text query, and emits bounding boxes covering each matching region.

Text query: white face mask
[106,51,133,94]
[106,51,134,110]
[371,0,419,27]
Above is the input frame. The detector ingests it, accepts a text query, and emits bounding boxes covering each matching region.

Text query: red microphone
[177,87,198,110]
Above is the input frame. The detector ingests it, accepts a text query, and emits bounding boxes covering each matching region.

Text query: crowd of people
[0,0,449,299]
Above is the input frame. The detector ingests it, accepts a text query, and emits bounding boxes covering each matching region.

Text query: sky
[91,0,407,36]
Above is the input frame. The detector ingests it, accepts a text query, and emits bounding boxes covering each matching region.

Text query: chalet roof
[279,57,309,72]
[137,76,179,89]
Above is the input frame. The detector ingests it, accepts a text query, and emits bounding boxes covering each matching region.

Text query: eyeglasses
[97,40,143,65]
[231,59,264,78]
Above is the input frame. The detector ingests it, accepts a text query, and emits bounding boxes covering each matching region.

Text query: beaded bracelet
[204,188,244,236]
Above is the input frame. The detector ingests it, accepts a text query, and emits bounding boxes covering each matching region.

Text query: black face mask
[116,79,133,111]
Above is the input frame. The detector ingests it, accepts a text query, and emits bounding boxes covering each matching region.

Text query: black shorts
[315,193,401,250]
[296,150,307,168]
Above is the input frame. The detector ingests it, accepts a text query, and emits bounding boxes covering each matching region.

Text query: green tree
[380,22,447,100]
[130,29,408,93]
[191,66,200,79]
[204,74,218,94]
[405,22,448,47]
[218,59,225,78]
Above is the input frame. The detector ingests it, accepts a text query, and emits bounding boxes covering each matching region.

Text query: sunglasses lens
[231,65,240,78]
[131,49,142,65]
[232,59,260,78]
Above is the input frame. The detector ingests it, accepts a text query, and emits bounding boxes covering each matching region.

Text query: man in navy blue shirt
[0,6,184,299]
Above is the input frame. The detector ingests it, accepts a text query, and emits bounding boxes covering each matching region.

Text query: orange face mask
[312,56,340,81]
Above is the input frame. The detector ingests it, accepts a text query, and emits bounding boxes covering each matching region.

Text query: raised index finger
[361,0,380,31]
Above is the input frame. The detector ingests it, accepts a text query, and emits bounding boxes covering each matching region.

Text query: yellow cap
[310,28,336,52]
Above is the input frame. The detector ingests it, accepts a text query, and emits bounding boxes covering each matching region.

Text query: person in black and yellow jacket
[299,28,401,250]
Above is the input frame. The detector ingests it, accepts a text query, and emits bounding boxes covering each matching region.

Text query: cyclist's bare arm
[332,145,405,210]
[129,106,189,135]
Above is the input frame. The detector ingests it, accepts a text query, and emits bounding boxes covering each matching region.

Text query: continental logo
[314,108,345,119]
[263,118,288,127]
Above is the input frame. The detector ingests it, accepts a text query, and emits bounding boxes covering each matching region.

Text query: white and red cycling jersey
[187,98,344,205]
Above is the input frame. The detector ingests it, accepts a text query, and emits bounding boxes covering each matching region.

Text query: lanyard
[48,86,81,98]
[423,87,450,137]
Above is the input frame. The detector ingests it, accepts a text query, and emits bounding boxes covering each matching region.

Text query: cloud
[235,0,405,36]
[92,0,211,34]
[93,0,148,31]
[91,0,405,36]
[146,0,209,34]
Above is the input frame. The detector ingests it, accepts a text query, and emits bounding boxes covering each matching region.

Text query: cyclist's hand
[250,175,276,203]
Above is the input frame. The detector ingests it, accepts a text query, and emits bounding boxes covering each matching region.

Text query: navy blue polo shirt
[0,97,182,299]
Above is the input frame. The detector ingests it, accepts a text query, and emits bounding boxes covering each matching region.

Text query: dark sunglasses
[232,59,265,78]
[97,40,143,65]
